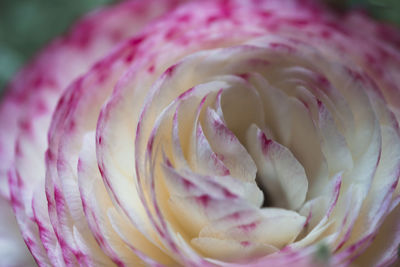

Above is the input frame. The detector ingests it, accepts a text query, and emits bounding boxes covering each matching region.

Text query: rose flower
[1,0,400,266]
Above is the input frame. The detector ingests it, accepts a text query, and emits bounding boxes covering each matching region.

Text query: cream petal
[192,237,278,262]
[201,107,257,182]
[246,124,308,210]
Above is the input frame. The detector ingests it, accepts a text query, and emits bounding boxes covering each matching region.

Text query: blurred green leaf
[0,0,116,91]
[347,0,400,25]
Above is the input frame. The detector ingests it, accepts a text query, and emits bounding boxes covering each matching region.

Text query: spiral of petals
[1,0,400,266]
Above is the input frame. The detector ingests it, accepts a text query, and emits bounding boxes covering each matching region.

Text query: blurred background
[0,0,399,92]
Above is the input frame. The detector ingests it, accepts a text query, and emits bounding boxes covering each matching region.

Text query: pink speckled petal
[1,0,400,266]
[246,124,308,210]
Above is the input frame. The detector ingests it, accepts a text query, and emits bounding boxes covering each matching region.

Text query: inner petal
[200,107,257,182]
[246,124,308,210]
[216,75,266,144]
[248,72,329,199]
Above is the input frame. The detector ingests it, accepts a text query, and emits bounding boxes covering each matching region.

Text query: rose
[1,0,400,266]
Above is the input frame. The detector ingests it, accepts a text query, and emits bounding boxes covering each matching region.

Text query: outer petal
[0,194,34,266]
[2,0,186,265]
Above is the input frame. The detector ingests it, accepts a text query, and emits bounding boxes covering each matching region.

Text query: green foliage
[314,242,331,264]
[348,0,400,25]
[0,0,399,92]
[0,0,115,91]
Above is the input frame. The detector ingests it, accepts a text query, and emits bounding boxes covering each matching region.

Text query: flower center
[255,174,275,208]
